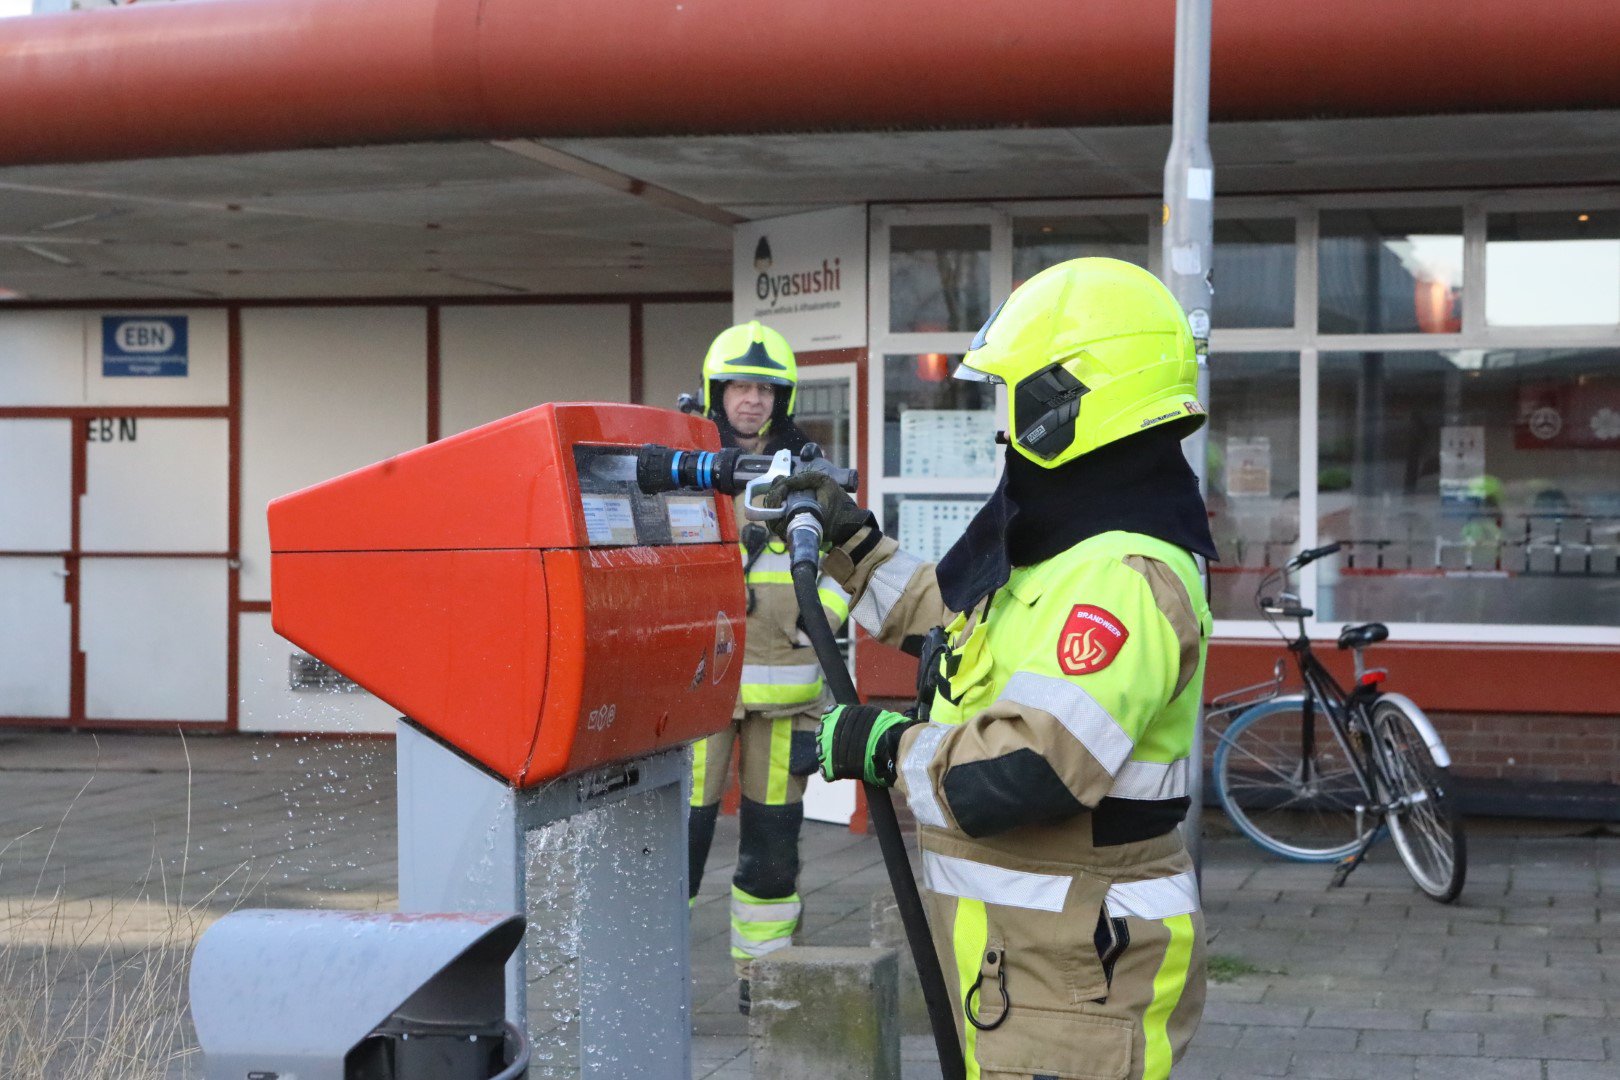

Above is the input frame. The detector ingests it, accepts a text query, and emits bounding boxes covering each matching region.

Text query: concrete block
[870,892,932,1036]
[749,946,900,1080]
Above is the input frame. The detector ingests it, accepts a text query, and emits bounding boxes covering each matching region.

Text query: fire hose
[638,443,966,1080]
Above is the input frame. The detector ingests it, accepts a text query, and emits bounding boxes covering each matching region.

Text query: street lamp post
[1161,0,1214,878]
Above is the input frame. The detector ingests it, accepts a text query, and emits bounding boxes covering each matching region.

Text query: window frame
[868,188,1620,646]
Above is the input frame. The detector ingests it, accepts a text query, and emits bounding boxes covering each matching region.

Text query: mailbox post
[269,404,746,1079]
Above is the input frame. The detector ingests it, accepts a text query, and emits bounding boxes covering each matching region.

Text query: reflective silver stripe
[1001,671,1134,775]
[731,930,793,958]
[748,550,793,576]
[740,663,824,687]
[851,549,923,636]
[1109,757,1190,801]
[900,723,950,829]
[731,897,801,923]
[921,851,1070,913]
[818,577,851,607]
[1104,872,1200,920]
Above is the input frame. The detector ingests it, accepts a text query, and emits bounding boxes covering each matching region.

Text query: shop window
[882,493,988,565]
[1486,210,1620,327]
[1205,353,1301,619]
[1213,219,1295,329]
[889,225,992,333]
[1318,349,1620,626]
[1012,216,1149,290]
[882,354,997,479]
[1319,209,1464,335]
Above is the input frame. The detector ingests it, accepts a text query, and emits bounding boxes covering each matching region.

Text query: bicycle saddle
[1337,622,1389,650]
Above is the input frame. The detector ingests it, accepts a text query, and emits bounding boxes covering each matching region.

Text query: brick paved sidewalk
[1,730,1615,1079]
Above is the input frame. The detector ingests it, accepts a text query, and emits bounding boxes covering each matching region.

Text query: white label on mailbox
[581,495,637,545]
[667,497,721,543]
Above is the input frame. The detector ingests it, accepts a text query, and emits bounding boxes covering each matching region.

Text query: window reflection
[1012,216,1149,289]
[1213,219,1295,329]
[889,225,991,333]
[1319,209,1464,334]
[883,493,989,564]
[882,354,997,478]
[1318,349,1620,626]
[1486,210,1620,327]
[1205,353,1301,618]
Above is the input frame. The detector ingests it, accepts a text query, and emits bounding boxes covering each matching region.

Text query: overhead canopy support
[1,0,1619,167]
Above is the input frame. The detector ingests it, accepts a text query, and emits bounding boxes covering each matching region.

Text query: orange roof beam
[1,0,1618,167]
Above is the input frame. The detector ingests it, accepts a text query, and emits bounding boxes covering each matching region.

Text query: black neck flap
[934,426,1219,613]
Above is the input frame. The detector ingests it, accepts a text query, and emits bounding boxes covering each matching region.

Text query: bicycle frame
[1254,553,1392,828]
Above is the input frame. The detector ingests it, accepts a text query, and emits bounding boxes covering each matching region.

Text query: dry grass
[0,735,257,1080]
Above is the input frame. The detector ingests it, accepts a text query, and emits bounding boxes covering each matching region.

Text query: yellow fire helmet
[957,257,1206,469]
[700,321,799,418]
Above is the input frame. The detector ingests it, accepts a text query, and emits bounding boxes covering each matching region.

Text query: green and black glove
[760,460,874,546]
[816,704,920,786]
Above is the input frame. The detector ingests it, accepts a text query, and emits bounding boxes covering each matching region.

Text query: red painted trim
[1206,639,1620,718]
[425,304,441,443]
[0,406,230,419]
[0,716,231,733]
[227,306,243,732]
[238,600,273,614]
[628,300,645,405]
[0,550,233,559]
[0,292,731,312]
[4,0,1620,167]
[68,418,86,723]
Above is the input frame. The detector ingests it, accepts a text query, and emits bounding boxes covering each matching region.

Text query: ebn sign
[102,315,189,377]
[115,321,175,353]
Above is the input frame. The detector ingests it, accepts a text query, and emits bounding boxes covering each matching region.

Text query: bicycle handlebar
[1289,542,1342,570]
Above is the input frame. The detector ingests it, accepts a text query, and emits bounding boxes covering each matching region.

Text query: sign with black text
[733,206,867,351]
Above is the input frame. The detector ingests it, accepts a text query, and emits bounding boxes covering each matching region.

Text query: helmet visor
[952,361,1001,384]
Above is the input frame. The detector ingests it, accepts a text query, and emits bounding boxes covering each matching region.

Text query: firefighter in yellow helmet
[685,321,851,1014]
[766,260,1213,1079]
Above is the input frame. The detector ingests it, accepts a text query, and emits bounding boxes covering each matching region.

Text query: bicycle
[1209,543,1468,903]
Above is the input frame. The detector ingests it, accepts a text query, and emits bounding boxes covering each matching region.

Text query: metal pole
[1161,0,1213,880]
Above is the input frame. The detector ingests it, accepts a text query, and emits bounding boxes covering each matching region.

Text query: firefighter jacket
[733,495,850,717]
[823,525,1208,1080]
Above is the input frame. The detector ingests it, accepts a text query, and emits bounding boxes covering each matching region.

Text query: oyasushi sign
[733,206,867,352]
[102,315,189,377]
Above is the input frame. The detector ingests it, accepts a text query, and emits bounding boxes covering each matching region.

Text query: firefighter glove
[816,704,919,786]
[762,462,873,546]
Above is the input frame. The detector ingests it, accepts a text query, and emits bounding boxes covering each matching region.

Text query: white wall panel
[82,418,228,551]
[0,558,71,717]
[642,302,731,413]
[81,559,227,722]
[439,305,630,436]
[241,307,427,600]
[0,312,85,405]
[237,613,400,734]
[0,419,71,550]
[84,310,229,406]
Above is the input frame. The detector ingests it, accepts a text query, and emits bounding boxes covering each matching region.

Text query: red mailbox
[269,403,745,788]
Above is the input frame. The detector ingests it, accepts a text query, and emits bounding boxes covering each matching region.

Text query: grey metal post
[397,721,694,1079]
[1161,0,1213,879]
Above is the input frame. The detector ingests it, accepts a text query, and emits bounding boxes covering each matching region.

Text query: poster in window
[1516,378,1620,450]
[898,500,980,564]
[1225,437,1272,497]
[900,410,998,478]
[1439,425,1487,504]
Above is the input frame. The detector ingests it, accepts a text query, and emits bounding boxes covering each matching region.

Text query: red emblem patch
[1057,605,1128,676]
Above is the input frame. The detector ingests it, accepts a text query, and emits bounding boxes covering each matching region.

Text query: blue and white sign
[102,316,188,377]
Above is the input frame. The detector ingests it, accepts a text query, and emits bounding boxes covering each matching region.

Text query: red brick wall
[1431,711,1620,785]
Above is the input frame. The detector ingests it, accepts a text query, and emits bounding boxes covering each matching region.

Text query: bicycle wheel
[1370,697,1467,903]
[1213,696,1374,862]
